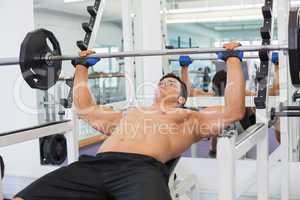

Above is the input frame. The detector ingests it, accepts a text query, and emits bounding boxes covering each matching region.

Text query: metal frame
[185,96,278,108]
[73,0,107,158]
[0,120,73,199]
[121,0,136,104]
[277,0,291,199]
[0,121,73,148]
[88,0,106,49]
[217,123,268,200]
[217,129,236,200]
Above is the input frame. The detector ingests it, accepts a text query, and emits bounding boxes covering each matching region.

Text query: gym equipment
[0,155,4,179]
[254,0,274,109]
[289,7,300,87]
[0,8,299,90]
[20,29,62,90]
[40,134,67,165]
[169,55,259,61]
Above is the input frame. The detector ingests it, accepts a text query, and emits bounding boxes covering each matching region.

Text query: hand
[72,50,100,68]
[179,56,193,67]
[272,52,279,65]
[217,42,243,62]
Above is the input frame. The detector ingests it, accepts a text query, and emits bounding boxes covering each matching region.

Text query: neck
[152,99,179,111]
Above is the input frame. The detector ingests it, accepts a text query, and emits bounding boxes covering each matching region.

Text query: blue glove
[217,50,244,62]
[179,56,193,67]
[272,52,279,64]
[72,57,100,69]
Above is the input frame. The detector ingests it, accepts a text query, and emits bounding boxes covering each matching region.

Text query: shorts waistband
[81,152,172,180]
[96,152,164,165]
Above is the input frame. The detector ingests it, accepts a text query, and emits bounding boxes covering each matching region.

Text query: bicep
[190,106,236,140]
[78,105,122,135]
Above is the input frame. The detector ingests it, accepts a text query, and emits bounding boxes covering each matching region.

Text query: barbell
[169,55,260,61]
[0,8,299,90]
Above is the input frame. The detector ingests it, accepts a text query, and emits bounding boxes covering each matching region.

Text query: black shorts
[15,152,172,200]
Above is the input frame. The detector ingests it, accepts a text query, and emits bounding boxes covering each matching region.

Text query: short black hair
[159,73,188,106]
[212,70,227,96]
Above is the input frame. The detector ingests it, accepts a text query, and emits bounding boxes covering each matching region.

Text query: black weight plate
[42,135,67,165]
[19,29,62,90]
[289,8,300,88]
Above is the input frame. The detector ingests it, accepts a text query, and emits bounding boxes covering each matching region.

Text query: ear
[177,96,186,106]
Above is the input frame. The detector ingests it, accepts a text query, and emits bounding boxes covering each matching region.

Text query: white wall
[0,6,123,182]
[0,0,45,182]
[34,9,123,77]
[0,0,38,133]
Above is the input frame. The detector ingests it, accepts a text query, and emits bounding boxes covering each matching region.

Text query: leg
[113,172,171,200]
[110,169,172,200]
[14,160,108,200]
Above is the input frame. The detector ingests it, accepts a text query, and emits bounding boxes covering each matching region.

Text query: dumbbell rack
[61,0,106,109]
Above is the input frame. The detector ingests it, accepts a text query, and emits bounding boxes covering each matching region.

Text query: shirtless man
[180,51,281,157]
[13,42,245,200]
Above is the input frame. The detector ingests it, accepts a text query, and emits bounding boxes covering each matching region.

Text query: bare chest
[119,108,188,135]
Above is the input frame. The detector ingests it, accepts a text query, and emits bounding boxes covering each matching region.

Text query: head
[156,73,188,108]
[212,70,227,96]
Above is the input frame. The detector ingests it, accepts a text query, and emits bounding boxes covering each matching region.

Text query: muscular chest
[121,109,187,134]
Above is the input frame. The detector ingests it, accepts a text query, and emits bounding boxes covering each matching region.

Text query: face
[156,77,183,104]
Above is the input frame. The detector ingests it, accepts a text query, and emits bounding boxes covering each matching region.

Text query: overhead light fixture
[166,15,262,24]
[166,4,264,14]
[64,0,85,3]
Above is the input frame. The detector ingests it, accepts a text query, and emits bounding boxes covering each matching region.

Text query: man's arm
[180,66,192,96]
[180,56,214,96]
[73,51,122,135]
[188,43,246,141]
[269,63,279,96]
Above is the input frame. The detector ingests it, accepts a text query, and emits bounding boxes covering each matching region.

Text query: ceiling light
[64,0,85,3]
[166,4,264,14]
[166,15,262,24]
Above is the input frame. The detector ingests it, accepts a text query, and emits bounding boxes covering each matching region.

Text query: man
[13,42,245,200]
[179,51,281,157]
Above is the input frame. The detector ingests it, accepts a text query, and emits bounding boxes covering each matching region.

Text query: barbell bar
[169,55,263,62]
[0,45,286,65]
[44,44,288,61]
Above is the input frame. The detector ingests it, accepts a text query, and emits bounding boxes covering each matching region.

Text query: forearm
[73,65,96,113]
[191,88,214,96]
[224,57,245,117]
[269,64,280,96]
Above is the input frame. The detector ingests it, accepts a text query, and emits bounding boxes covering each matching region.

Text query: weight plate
[19,29,62,90]
[42,134,67,165]
[289,8,300,88]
